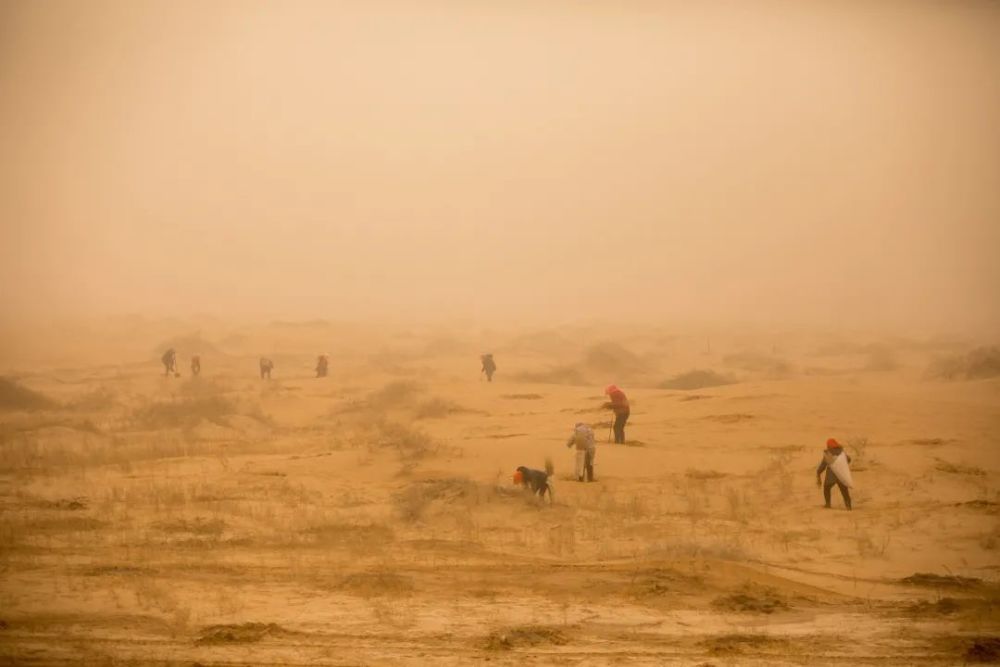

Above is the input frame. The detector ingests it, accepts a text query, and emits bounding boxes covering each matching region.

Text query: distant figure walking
[816,438,853,510]
[161,348,177,377]
[566,422,596,482]
[316,354,329,378]
[190,355,201,377]
[603,384,630,444]
[259,357,274,379]
[480,354,497,382]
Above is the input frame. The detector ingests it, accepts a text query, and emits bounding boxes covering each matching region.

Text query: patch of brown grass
[701,633,789,655]
[195,622,287,645]
[711,585,790,614]
[483,625,569,651]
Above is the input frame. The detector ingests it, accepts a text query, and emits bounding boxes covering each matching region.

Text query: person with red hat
[603,384,630,444]
[816,438,853,510]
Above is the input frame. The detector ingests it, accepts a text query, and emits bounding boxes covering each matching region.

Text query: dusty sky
[2,0,998,334]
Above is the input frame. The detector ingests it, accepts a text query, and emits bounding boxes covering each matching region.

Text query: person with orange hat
[603,384,630,444]
[816,438,853,510]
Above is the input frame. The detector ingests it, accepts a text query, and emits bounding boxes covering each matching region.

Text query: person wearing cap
[603,384,630,444]
[566,422,596,482]
[816,438,853,510]
[316,354,329,378]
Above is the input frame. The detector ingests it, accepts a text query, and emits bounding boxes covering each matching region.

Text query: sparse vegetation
[901,573,983,589]
[483,625,568,651]
[926,346,1000,381]
[196,622,286,645]
[712,585,790,614]
[701,633,789,655]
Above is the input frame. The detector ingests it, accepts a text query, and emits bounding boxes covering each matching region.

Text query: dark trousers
[613,409,629,444]
[824,477,852,509]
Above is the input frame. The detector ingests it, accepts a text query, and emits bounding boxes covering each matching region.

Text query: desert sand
[0,320,997,665]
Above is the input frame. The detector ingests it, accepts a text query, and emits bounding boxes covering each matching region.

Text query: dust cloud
[1,3,999,665]
[1,0,998,336]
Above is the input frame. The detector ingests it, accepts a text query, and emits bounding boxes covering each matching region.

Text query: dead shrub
[195,622,286,645]
[712,586,790,614]
[926,346,1000,381]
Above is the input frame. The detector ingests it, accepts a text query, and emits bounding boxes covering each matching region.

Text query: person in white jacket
[816,438,853,510]
[566,422,596,482]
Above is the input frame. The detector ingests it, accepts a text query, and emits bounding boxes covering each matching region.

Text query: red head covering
[826,438,840,449]
[513,470,523,485]
[605,384,620,395]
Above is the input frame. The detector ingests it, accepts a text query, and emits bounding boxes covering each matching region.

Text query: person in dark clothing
[480,354,497,382]
[316,354,329,378]
[161,348,177,377]
[816,438,853,510]
[603,384,630,444]
[259,357,274,379]
[190,355,201,377]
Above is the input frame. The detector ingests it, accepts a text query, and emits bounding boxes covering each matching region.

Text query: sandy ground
[0,321,998,665]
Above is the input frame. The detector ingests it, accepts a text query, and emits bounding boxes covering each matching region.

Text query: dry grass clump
[483,625,569,651]
[130,395,238,429]
[394,477,481,521]
[0,378,57,411]
[367,419,439,461]
[685,469,726,481]
[340,570,413,596]
[901,572,983,589]
[413,397,470,419]
[152,517,226,537]
[907,597,963,616]
[501,393,543,400]
[711,585,790,614]
[926,346,1000,381]
[934,458,986,477]
[660,370,736,390]
[304,523,394,548]
[965,637,1000,663]
[367,380,423,409]
[701,633,789,655]
[195,622,286,645]
[68,386,119,411]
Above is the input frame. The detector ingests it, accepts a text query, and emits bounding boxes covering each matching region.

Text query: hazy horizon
[2,0,998,336]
